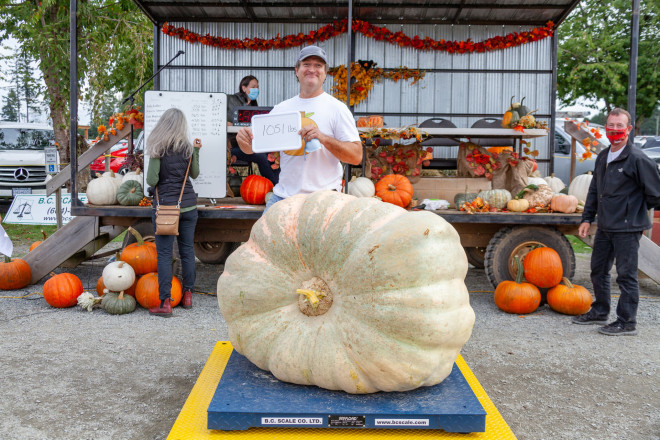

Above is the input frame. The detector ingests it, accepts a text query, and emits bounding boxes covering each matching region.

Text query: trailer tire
[193,241,239,264]
[122,220,182,278]
[464,247,486,269]
[484,226,575,289]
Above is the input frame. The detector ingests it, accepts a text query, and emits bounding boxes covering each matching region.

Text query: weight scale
[168,342,515,440]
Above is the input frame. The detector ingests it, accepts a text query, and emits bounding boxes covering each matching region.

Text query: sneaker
[149,298,173,317]
[571,311,608,325]
[598,321,637,336]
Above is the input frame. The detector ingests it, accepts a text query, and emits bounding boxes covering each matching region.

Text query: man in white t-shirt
[236,45,362,211]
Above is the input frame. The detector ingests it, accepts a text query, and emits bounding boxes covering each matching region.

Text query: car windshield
[0,128,54,150]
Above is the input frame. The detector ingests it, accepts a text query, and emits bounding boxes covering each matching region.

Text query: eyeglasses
[606,123,628,129]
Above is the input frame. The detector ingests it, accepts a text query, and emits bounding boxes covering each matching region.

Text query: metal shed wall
[157,22,553,174]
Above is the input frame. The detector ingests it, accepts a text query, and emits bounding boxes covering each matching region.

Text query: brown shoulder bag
[154,155,192,236]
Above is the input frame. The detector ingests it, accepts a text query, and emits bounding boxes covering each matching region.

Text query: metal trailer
[24,0,630,288]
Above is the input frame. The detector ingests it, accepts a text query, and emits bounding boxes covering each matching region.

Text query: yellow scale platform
[167,342,516,439]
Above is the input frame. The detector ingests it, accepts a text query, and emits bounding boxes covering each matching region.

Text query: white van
[0,122,57,198]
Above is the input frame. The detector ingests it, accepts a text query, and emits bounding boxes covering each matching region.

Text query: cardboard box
[412,177,491,208]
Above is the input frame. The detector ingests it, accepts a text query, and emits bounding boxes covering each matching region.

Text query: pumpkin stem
[118,291,125,299]
[561,277,574,288]
[129,187,136,194]
[117,261,125,269]
[297,289,321,309]
[387,184,397,191]
[127,226,145,246]
[41,230,47,240]
[4,256,11,263]
[514,256,525,284]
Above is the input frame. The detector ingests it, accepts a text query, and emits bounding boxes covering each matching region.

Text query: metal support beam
[627,0,640,130]
[69,0,79,208]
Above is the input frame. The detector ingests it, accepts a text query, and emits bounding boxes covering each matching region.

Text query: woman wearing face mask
[227,75,280,185]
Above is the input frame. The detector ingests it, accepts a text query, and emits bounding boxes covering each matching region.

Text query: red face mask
[606,128,628,144]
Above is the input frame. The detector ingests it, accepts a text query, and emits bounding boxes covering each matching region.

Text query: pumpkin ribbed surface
[0,257,32,290]
[217,191,474,394]
[43,273,83,308]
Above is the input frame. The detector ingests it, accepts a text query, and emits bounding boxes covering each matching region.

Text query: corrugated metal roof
[134,0,580,26]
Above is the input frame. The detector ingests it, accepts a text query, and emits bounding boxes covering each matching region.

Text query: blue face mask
[247,88,259,101]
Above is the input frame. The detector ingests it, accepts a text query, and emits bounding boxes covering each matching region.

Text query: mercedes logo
[14,168,29,181]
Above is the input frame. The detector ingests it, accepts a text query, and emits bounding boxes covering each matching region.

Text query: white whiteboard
[251,111,301,153]
[144,91,227,199]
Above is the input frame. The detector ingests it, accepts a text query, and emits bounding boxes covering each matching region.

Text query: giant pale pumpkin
[217,191,475,394]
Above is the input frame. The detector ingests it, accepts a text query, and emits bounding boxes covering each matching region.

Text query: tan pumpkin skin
[550,194,579,213]
[217,191,474,394]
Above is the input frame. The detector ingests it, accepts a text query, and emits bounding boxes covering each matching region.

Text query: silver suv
[0,122,56,198]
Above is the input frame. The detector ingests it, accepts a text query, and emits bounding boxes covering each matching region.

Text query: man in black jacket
[572,108,660,335]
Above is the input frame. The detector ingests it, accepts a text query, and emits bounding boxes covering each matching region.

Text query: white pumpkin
[217,191,474,394]
[101,261,136,293]
[568,172,593,204]
[543,173,566,193]
[347,176,376,198]
[122,169,143,184]
[87,173,119,205]
[527,176,548,187]
[103,171,124,192]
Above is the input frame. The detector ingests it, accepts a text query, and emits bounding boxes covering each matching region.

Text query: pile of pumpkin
[456,172,593,214]
[0,228,184,316]
[494,246,592,316]
[86,169,146,206]
[346,174,415,208]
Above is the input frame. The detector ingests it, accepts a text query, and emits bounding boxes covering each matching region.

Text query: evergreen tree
[1,88,20,121]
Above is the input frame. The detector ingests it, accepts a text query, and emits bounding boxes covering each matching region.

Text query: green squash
[117,180,144,206]
[477,189,512,210]
[518,97,531,117]
[101,291,137,315]
[453,189,478,208]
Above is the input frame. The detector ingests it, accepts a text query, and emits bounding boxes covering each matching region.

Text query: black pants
[589,230,642,325]
[151,208,198,301]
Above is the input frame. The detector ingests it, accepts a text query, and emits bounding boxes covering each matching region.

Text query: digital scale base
[207,350,486,433]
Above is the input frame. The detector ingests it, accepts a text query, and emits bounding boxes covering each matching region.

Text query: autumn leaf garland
[161,20,555,54]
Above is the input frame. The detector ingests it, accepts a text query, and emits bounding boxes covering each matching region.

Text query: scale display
[232,106,273,126]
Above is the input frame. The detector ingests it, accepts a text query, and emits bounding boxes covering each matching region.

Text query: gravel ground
[0,239,659,440]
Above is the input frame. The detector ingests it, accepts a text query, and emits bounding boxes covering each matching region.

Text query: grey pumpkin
[102,292,137,315]
[117,180,144,206]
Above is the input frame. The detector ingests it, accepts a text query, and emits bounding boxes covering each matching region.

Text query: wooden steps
[23,216,124,284]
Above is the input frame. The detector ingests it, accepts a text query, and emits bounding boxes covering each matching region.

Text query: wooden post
[55,188,63,229]
[105,155,111,172]
[569,137,576,183]
[646,209,654,239]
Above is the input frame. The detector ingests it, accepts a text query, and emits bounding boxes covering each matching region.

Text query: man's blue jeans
[589,230,642,325]
[151,208,198,301]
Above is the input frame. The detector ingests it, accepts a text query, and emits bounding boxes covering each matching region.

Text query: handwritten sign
[144,91,227,198]
[251,111,302,153]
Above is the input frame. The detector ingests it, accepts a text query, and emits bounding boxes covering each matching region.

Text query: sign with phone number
[3,194,88,225]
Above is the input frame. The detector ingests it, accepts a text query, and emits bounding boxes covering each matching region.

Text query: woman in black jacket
[227,75,279,185]
[146,108,201,317]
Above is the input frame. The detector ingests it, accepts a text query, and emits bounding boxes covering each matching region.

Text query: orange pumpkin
[487,146,513,155]
[135,273,182,308]
[356,117,369,127]
[523,246,563,288]
[29,230,48,252]
[240,174,274,205]
[97,275,138,297]
[0,256,32,290]
[43,273,83,308]
[375,174,413,208]
[120,227,158,275]
[494,257,541,314]
[550,194,579,214]
[547,278,592,315]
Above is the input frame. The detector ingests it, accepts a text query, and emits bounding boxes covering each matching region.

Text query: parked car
[89,133,144,178]
[0,121,57,198]
[552,121,609,185]
[640,136,660,150]
[641,146,660,172]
